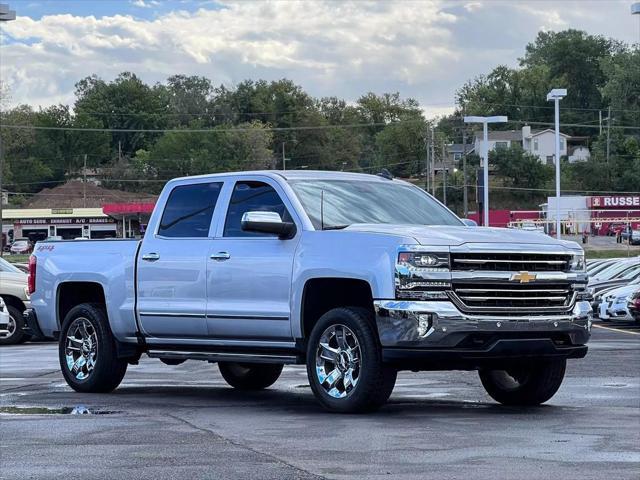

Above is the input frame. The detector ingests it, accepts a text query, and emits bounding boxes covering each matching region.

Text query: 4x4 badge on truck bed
[511,271,537,283]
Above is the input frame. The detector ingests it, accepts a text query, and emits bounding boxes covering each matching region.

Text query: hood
[344,224,575,249]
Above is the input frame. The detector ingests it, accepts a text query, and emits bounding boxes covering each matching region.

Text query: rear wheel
[218,362,283,390]
[0,305,31,345]
[59,303,127,393]
[479,359,566,406]
[306,307,397,413]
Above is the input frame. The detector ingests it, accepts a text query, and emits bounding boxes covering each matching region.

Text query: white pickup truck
[25,171,592,412]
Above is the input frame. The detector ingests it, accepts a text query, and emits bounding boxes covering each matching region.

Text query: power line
[0,119,427,133]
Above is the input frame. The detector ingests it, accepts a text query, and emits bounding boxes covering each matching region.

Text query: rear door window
[158,182,223,238]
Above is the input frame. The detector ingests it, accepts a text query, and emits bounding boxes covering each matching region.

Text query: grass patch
[1,254,30,264]
[584,249,639,259]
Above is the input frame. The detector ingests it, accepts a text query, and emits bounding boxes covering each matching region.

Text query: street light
[463,115,508,227]
[547,88,567,240]
[0,4,16,257]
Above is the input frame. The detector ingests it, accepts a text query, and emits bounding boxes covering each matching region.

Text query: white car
[598,282,639,321]
[0,257,31,345]
[0,298,11,339]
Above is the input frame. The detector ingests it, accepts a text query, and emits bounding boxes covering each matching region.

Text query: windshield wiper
[323,224,350,230]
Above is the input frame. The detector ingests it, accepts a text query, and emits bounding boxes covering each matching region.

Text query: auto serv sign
[588,195,640,209]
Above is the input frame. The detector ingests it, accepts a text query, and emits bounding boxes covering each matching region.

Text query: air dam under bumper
[374,300,591,370]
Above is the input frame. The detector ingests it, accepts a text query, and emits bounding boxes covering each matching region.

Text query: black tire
[306,307,397,413]
[479,359,566,406]
[0,305,31,345]
[218,362,283,390]
[59,303,127,393]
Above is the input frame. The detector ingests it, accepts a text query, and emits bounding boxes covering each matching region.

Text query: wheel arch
[300,277,375,341]
[0,294,27,312]
[57,281,106,329]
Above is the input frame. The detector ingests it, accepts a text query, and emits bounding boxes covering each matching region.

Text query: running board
[147,350,299,365]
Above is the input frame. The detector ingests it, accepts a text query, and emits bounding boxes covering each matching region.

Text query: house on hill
[473,126,590,165]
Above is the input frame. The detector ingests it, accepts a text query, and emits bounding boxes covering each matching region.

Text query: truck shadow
[110,384,571,417]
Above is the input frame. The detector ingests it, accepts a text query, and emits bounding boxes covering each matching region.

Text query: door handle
[210,252,231,261]
[141,252,160,262]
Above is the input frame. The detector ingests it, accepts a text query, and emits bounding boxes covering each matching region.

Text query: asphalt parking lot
[1,322,639,480]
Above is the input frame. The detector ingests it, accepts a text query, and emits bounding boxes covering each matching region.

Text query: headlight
[569,252,586,272]
[396,248,451,300]
[397,251,449,270]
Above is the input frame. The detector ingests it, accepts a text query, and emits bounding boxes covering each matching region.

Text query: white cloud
[0,0,636,116]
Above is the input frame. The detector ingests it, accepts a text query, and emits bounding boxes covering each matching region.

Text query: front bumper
[374,300,591,370]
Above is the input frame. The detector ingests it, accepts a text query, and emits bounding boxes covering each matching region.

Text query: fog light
[417,314,432,337]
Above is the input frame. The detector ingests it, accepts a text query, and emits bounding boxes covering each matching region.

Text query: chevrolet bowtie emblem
[511,271,537,283]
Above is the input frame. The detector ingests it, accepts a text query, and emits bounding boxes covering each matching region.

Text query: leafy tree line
[438,29,639,208]
[0,29,638,213]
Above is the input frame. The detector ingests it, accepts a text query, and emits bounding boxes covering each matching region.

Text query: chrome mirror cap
[241,211,296,239]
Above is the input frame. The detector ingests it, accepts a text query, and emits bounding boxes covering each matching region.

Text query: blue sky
[1,1,638,116]
[8,0,218,20]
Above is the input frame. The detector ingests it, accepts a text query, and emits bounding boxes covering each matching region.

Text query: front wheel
[59,303,128,393]
[306,307,397,413]
[218,362,283,390]
[479,359,566,406]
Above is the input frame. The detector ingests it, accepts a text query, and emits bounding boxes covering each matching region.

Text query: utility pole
[599,110,602,136]
[441,140,446,203]
[430,126,435,195]
[462,127,468,217]
[0,4,16,256]
[282,142,286,170]
[424,126,430,192]
[442,168,447,206]
[118,141,122,163]
[83,154,87,208]
[606,106,611,164]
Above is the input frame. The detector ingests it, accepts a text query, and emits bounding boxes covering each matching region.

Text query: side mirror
[462,218,478,227]
[241,211,297,239]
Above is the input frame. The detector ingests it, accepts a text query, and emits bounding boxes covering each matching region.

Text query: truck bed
[31,239,141,340]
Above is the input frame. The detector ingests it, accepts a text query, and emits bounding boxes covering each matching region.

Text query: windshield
[0,257,23,274]
[288,179,462,229]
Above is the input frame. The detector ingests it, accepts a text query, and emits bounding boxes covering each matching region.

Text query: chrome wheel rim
[315,324,361,399]
[0,314,16,339]
[65,318,98,381]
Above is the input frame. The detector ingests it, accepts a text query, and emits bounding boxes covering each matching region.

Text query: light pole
[632,3,640,40]
[547,88,567,239]
[463,115,508,227]
[0,4,16,256]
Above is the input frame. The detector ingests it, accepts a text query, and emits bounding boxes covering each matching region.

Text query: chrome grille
[451,253,571,272]
[450,282,574,313]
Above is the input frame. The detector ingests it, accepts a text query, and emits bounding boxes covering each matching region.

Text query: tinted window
[224,181,292,237]
[158,182,222,238]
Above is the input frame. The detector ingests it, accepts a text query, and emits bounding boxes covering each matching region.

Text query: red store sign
[588,196,640,209]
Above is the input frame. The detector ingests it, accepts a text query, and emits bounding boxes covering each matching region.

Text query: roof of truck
[171,170,398,183]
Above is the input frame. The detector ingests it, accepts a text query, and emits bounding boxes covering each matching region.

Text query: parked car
[0,297,11,340]
[0,257,31,345]
[26,170,591,413]
[630,230,640,246]
[598,282,639,322]
[9,239,33,255]
[627,290,640,322]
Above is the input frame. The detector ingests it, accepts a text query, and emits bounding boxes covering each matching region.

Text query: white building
[474,126,589,165]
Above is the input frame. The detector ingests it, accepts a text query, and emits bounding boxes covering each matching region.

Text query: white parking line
[593,324,640,336]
